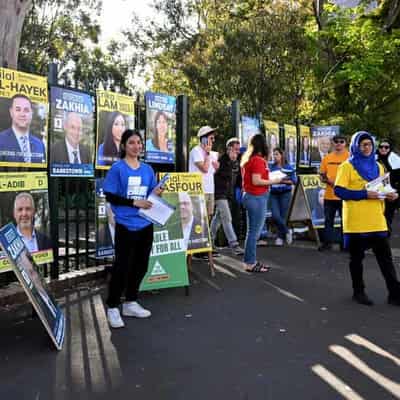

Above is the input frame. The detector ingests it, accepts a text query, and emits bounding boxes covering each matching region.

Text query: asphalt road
[0,239,399,400]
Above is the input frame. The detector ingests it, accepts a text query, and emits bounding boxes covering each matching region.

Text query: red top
[241,155,269,195]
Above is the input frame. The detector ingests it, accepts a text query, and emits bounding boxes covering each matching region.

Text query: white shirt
[188,145,216,194]
[14,130,32,161]
[65,139,81,164]
[182,215,194,247]
[17,227,38,253]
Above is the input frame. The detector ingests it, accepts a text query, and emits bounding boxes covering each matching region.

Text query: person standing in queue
[103,129,163,328]
[240,134,282,272]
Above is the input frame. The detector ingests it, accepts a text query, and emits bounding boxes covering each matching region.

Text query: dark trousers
[323,200,342,244]
[384,199,398,234]
[106,223,154,308]
[348,235,400,297]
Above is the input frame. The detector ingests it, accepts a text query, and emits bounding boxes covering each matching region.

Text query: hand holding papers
[366,173,397,199]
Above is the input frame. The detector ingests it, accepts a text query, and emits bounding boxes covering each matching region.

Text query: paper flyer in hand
[139,193,176,226]
[365,173,396,198]
[269,170,287,181]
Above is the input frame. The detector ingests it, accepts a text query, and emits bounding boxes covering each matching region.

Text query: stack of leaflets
[365,173,396,199]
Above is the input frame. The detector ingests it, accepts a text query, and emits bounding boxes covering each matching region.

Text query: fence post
[176,95,189,172]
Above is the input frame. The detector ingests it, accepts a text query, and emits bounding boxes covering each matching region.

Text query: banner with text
[0,67,48,168]
[241,116,260,147]
[299,125,311,167]
[310,125,340,168]
[284,124,297,168]
[264,120,280,162]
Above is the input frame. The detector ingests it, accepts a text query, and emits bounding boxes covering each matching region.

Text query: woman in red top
[240,134,281,272]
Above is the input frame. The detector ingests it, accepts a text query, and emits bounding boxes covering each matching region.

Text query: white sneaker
[231,245,244,256]
[122,301,151,318]
[275,238,284,246]
[286,230,293,245]
[107,308,125,328]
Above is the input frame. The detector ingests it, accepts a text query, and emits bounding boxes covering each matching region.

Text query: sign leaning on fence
[240,116,260,148]
[0,67,48,168]
[284,123,297,168]
[0,172,53,273]
[0,223,65,350]
[160,172,212,255]
[264,119,280,162]
[298,125,311,168]
[96,90,135,169]
[49,86,95,177]
[310,125,340,167]
[145,91,176,164]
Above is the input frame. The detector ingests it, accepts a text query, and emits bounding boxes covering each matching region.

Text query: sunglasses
[333,139,345,144]
[379,145,390,149]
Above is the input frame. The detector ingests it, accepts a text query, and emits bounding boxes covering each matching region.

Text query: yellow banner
[299,125,310,138]
[300,174,325,190]
[284,123,296,138]
[0,172,47,192]
[264,120,279,135]
[161,173,204,195]
[0,249,53,272]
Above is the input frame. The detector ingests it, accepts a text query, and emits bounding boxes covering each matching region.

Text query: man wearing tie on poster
[300,136,310,164]
[50,112,91,164]
[0,94,46,164]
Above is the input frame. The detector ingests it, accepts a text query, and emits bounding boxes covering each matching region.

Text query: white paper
[269,170,287,180]
[365,173,396,198]
[388,152,400,169]
[138,193,175,226]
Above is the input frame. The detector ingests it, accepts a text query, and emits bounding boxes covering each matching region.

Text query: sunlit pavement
[0,237,399,399]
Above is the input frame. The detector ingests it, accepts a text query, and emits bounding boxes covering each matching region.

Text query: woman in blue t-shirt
[103,129,163,328]
[269,148,297,246]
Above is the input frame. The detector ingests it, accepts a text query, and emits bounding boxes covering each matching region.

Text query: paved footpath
[0,237,399,400]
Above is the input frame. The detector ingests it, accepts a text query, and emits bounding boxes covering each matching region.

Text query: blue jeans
[323,200,342,244]
[270,191,292,239]
[210,199,239,247]
[242,192,268,264]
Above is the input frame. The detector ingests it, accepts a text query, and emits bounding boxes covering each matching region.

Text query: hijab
[349,131,379,181]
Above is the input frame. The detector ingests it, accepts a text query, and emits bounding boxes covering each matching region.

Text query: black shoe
[318,243,332,252]
[352,292,374,306]
[387,295,400,306]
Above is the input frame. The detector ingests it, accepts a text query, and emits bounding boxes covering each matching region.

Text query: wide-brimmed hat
[197,126,217,138]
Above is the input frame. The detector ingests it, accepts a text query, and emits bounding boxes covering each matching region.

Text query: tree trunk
[0,0,32,69]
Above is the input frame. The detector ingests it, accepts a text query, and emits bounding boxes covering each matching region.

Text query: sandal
[245,261,270,273]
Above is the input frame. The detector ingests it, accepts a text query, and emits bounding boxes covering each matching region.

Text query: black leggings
[106,223,154,308]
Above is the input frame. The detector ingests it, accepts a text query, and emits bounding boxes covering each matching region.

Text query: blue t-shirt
[103,159,157,231]
[269,162,297,194]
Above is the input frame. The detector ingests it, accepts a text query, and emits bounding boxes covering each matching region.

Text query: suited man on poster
[0,94,46,164]
[50,112,91,164]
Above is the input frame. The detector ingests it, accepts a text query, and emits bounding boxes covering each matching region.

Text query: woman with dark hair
[376,138,400,232]
[240,134,282,272]
[269,148,297,246]
[97,111,126,166]
[103,129,163,328]
[145,110,171,152]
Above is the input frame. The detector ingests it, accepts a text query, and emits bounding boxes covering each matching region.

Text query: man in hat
[319,134,349,251]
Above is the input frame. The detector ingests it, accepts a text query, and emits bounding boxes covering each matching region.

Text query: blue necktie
[20,136,30,162]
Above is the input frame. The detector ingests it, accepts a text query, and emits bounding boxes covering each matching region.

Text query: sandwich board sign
[0,223,65,350]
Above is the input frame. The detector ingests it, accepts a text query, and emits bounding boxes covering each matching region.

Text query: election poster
[0,172,53,273]
[49,86,95,177]
[145,92,176,164]
[140,192,189,291]
[284,124,297,168]
[299,125,311,167]
[0,67,48,168]
[310,125,340,167]
[240,116,260,147]
[160,173,212,254]
[95,178,115,258]
[96,90,135,169]
[0,223,65,350]
[264,120,280,161]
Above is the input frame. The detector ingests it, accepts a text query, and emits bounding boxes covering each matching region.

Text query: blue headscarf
[349,131,379,181]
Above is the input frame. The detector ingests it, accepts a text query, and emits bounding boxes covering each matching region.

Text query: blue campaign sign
[241,116,261,148]
[310,125,341,167]
[0,223,65,350]
[145,92,176,164]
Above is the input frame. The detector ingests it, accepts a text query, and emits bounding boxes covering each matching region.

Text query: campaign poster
[264,120,280,161]
[95,178,115,258]
[96,90,135,169]
[300,174,340,229]
[0,172,53,273]
[160,173,212,254]
[310,125,340,167]
[140,192,189,291]
[0,223,65,350]
[240,116,260,147]
[0,67,48,168]
[145,92,176,164]
[284,124,297,168]
[299,125,311,167]
[49,86,95,177]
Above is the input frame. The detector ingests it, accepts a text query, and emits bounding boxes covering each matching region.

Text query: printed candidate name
[0,80,46,97]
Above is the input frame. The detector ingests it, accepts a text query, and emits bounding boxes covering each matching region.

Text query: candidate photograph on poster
[299,125,311,167]
[0,223,64,350]
[95,178,115,258]
[264,120,280,162]
[0,67,48,168]
[241,116,260,148]
[310,125,340,167]
[96,90,134,169]
[0,172,53,272]
[284,124,297,167]
[145,92,176,164]
[49,86,95,177]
